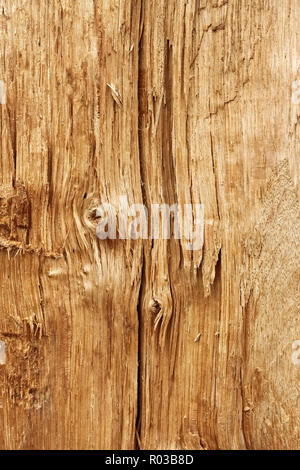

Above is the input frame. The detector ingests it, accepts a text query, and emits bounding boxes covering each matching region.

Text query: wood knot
[82,196,101,231]
[149,299,161,315]
[87,208,99,224]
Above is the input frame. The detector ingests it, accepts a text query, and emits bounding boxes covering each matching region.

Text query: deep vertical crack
[134,1,145,449]
[135,245,145,450]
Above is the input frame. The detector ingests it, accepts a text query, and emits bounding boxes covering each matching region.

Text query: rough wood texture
[0,0,299,450]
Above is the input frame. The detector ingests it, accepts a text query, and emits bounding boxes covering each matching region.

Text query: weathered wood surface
[0,0,299,449]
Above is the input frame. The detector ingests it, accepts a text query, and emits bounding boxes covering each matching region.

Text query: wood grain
[0,0,299,450]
